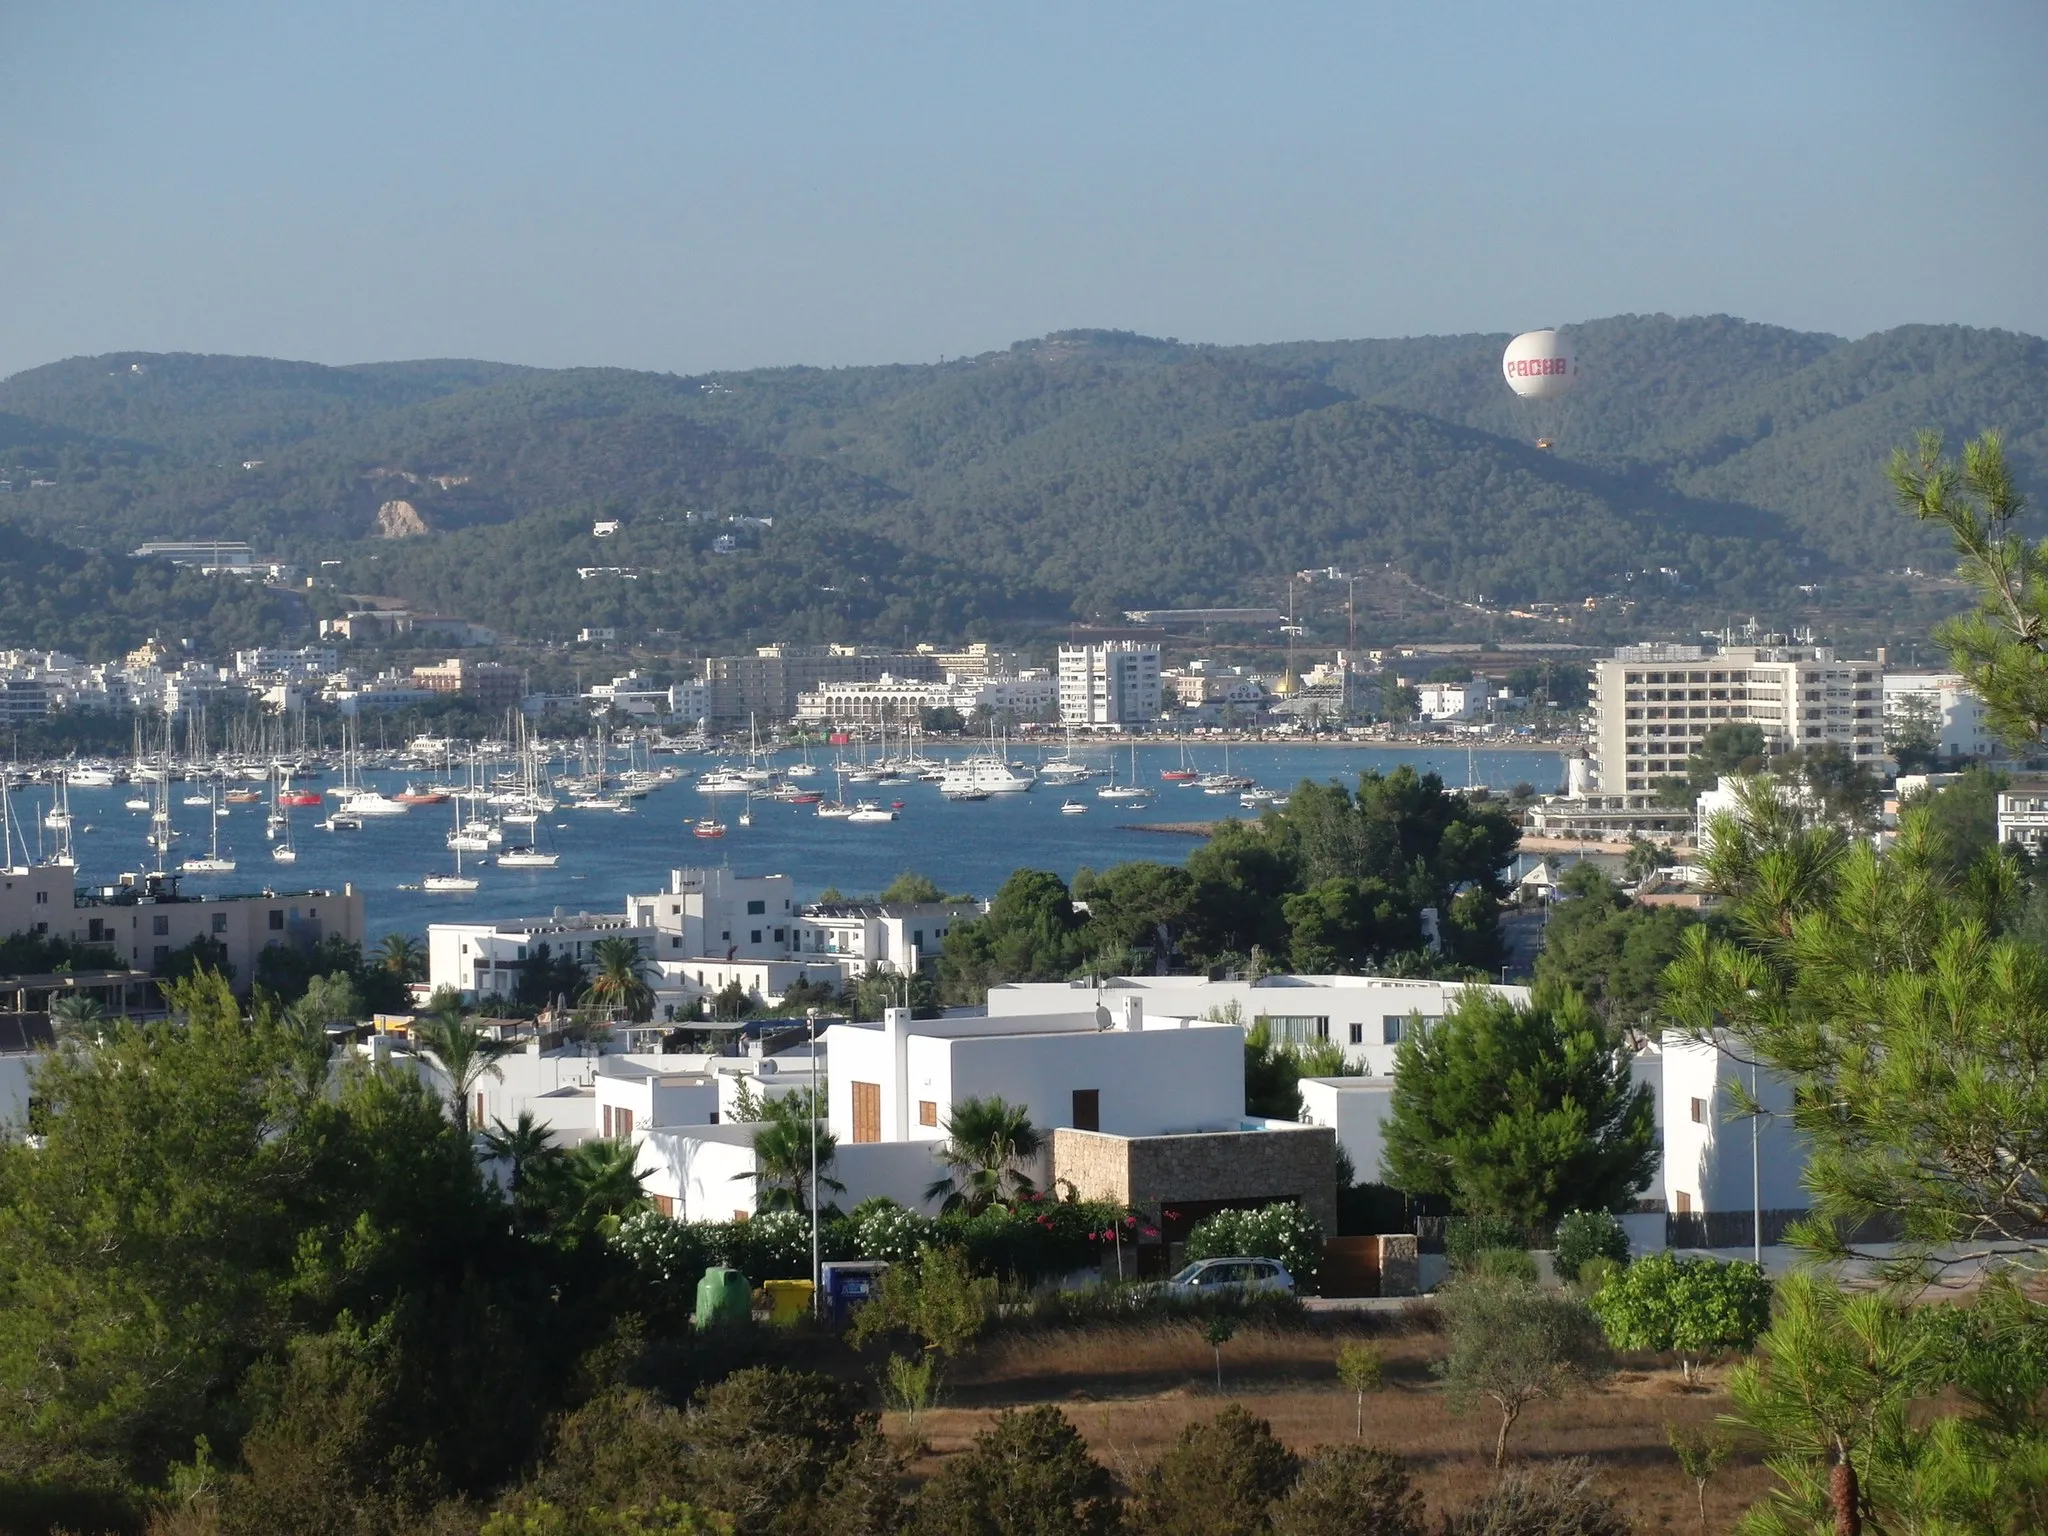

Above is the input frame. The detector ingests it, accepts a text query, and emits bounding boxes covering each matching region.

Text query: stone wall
[1051,1124,1338,1235]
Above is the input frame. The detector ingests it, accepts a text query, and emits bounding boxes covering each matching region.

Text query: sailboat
[815,767,855,818]
[1160,739,1199,782]
[180,785,237,872]
[1097,743,1152,802]
[422,803,481,891]
[1039,725,1092,786]
[270,797,298,863]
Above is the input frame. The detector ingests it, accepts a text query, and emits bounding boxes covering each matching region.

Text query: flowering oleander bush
[851,1199,938,1263]
[1185,1203,1324,1290]
[1552,1210,1631,1282]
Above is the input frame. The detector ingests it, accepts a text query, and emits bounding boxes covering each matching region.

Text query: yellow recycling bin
[762,1278,815,1325]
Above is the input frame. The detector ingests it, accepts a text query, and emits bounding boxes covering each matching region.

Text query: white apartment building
[434,869,979,1013]
[428,908,659,1004]
[986,974,1532,1076]
[791,900,981,974]
[1995,780,2048,855]
[1058,642,1163,729]
[1589,642,1885,793]
[1882,672,1995,760]
[1416,679,1485,721]
[794,671,1055,726]
[233,646,340,679]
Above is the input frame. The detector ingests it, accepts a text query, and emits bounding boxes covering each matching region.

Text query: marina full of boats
[0,727,1308,888]
[3,734,1556,940]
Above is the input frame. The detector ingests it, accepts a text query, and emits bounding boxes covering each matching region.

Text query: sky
[3,1,2045,380]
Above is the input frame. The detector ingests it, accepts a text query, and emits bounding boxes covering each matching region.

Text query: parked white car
[1164,1256,1296,1296]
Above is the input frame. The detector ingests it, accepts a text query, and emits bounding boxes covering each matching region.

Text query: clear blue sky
[3,2,2044,379]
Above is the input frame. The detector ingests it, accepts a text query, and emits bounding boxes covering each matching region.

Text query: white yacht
[938,756,1035,797]
[846,800,898,823]
[695,766,753,795]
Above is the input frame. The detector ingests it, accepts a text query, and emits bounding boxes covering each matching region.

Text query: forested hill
[0,314,2041,652]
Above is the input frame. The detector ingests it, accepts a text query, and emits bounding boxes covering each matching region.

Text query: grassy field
[887,1314,1775,1531]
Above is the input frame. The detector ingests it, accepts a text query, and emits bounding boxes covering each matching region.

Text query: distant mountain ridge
[0,314,2040,652]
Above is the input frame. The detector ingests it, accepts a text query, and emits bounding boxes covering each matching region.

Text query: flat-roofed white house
[1658,1030,1808,1245]
[985,975,1532,1075]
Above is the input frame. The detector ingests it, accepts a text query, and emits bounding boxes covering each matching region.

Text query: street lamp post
[807,1007,821,1318]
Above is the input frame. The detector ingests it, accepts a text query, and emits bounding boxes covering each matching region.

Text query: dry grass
[892,1317,1775,1531]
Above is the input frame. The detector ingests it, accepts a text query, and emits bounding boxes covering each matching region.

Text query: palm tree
[375,932,427,982]
[542,1137,649,1231]
[924,1096,1043,1215]
[738,1093,845,1214]
[581,936,657,1024]
[480,1110,560,1198]
[414,1005,514,1137]
[49,993,108,1042]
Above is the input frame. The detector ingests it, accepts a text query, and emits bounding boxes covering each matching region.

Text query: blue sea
[17,744,1563,941]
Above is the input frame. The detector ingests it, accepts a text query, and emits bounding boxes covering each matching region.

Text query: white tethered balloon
[1501,328,1578,401]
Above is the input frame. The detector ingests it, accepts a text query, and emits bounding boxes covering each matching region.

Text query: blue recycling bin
[820,1260,890,1326]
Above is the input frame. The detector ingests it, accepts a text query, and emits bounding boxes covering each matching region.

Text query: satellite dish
[1502,329,1578,401]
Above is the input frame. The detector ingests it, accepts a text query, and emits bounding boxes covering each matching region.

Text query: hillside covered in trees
[0,314,2041,652]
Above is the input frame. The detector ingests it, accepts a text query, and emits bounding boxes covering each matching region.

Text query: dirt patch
[896,1319,1770,1530]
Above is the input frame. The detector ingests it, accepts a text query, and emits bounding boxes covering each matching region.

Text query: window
[211,913,228,934]
[1072,1089,1100,1132]
[1258,1014,1328,1044]
[476,1092,486,1127]
[1382,1015,1405,1045]
[33,890,46,906]
[651,1194,675,1218]
[153,944,171,967]
[747,900,766,915]
[268,909,284,931]
[152,914,170,936]
[1690,1096,1708,1124]
[616,1107,634,1137]
[1348,1022,1364,1045]
[1675,1191,1693,1214]
[603,1105,612,1137]
[750,930,761,944]
[918,1099,938,1127]
[774,928,785,942]
[851,1081,881,1144]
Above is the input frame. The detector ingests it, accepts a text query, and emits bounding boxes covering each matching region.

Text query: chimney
[884,1005,911,1140]
[1122,996,1143,1032]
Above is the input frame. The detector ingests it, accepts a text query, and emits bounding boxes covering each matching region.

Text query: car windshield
[1170,1262,1211,1284]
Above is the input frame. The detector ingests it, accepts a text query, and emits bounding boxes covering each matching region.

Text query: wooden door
[852,1080,881,1143]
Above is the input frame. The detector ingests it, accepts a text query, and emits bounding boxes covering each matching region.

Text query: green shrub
[910,1405,1120,1536]
[1127,1404,1299,1536]
[1575,1255,1624,1294]
[1022,1282,1305,1330]
[1445,1215,1527,1272]
[1588,1251,1773,1366]
[1552,1210,1630,1278]
[1269,1444,1424,1536]
[1437,1459,1630,1536]
[1473,1246,1538,1283]
[1184,1203,1324,1290]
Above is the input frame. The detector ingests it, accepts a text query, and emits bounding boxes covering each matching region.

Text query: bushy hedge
[1185,1203,1324,1289]
[613,1197,1135,1300]
[1444,1215,1529,1272]
[1552,1210,1631,1281]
